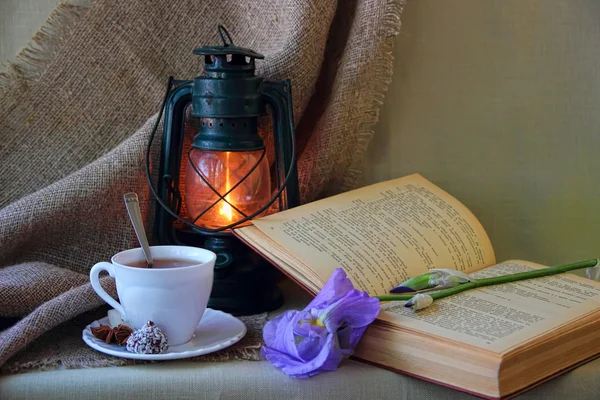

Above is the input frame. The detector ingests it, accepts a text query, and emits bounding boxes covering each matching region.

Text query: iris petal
[263,310,302,359]
[305,268,355,310]
[261,333,342,378]
[293,310,326,338]
[318,290,380,332]
[261,268,379,378]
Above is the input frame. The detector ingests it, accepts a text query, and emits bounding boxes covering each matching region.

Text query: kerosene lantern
[146,25,299,315]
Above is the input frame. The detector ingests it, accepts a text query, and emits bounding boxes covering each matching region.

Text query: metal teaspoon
[123,192,154,268]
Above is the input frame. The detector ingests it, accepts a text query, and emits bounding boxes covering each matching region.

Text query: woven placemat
[1,307,267,375]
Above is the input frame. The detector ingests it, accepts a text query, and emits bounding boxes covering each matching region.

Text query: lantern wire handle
[217,25,234,47]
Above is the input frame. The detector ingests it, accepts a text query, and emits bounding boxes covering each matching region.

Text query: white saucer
[82,308,247,360]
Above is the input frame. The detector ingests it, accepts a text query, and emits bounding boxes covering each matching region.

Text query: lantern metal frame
[145,26,300,315]
[146,78,298,235]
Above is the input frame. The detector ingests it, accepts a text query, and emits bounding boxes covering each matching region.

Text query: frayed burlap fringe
[0,3,90,91]
[342,0,404,193]
[0,0,403,373]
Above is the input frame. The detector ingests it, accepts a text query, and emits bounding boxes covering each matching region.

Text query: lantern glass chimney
[185,148,271,230]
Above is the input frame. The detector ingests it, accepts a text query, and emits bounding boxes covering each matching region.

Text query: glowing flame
[219,200,233,222]
[219,151,234,223]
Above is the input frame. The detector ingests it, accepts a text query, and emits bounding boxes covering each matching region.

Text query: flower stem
[375,258,599,302]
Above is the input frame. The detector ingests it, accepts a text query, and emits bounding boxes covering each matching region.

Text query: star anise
[91,325,113,342]
[105,328,115,343]
[113,324,133,345]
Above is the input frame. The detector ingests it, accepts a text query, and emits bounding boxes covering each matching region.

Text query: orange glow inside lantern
[185,149,271,230]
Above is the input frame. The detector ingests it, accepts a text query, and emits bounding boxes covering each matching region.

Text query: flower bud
[404,293,434,311]
[585,259,600,281]
[390,273,432,293]
[428,269,472,288]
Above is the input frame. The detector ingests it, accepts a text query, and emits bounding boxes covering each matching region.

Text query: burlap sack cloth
[0,0,403,373]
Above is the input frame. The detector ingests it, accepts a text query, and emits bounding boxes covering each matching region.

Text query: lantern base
[166,233,284,316]
[207,275,284,316]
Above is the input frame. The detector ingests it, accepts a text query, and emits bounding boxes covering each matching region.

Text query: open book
[233,174,600,399]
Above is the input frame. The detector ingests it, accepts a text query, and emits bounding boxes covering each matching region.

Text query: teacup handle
[90,262,127,321]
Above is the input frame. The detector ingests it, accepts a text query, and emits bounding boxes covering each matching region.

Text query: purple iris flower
[261,268,380,378]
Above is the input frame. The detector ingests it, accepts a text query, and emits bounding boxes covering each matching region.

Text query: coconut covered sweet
[125,321,169,354]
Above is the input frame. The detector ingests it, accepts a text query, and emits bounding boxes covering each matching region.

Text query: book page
[250,174,495,295]
[236,226,325,294]
[378,260,600,353]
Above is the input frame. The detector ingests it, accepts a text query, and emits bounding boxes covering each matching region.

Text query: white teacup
[90,245,215,346]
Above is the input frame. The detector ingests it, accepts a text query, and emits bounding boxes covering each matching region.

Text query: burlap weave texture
[0,0,403,372]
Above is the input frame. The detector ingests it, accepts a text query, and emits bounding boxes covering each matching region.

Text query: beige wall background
[3,0,599,265]
[365,0,600,265]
